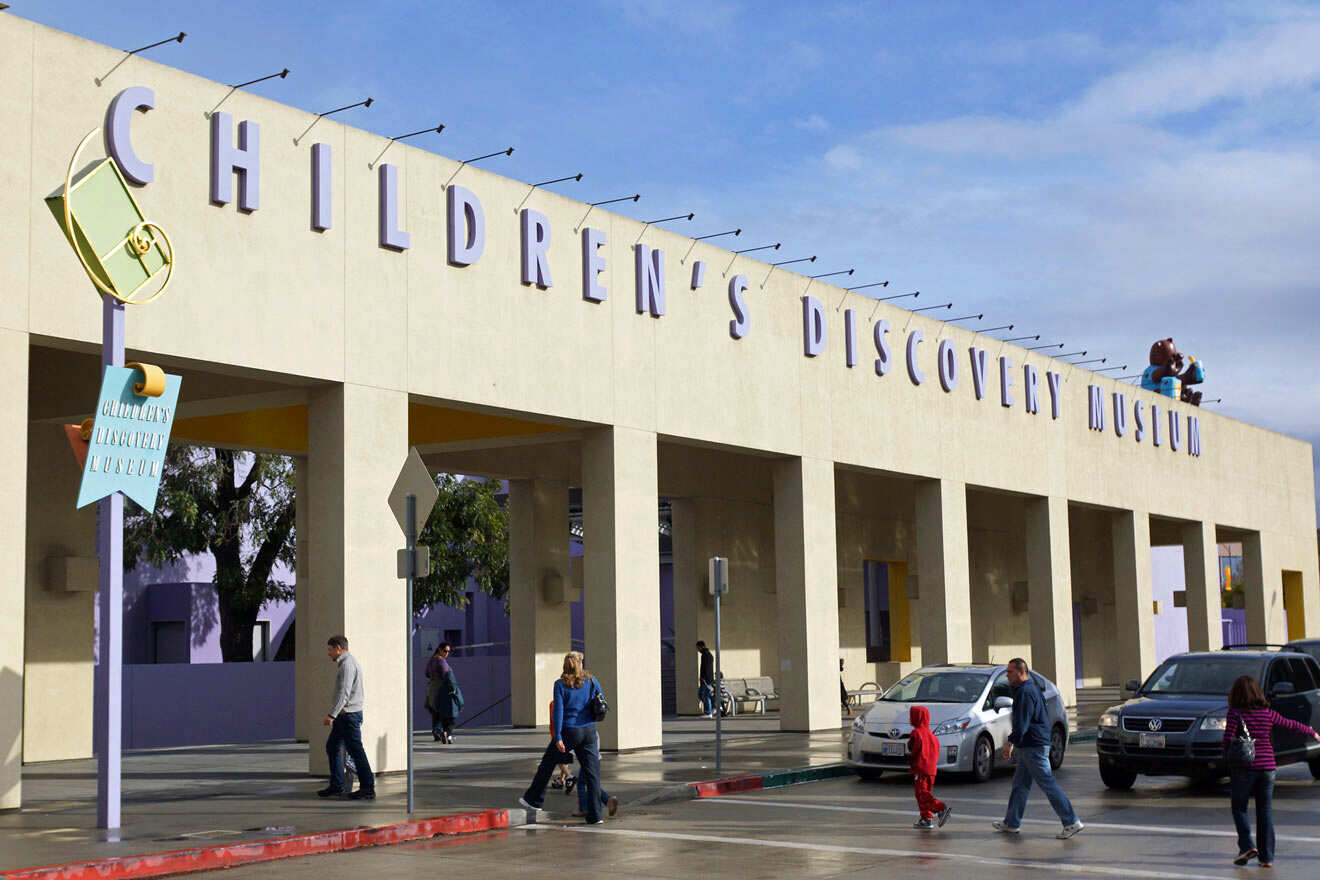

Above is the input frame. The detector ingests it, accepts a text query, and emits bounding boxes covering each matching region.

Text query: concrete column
[1,328,27,808]
[301,384,408,775]
[1111,510,1155,685]
[772,456,840,731]
[914,479,972,664]
[508,478,571,727]
[1025,496,1075,709]
[24,421,95,763]
[1183,520,1222,651]
[669,497,700,716]
[293,456,312,742]
[581,426,661,751]
[1242,531,1285,644]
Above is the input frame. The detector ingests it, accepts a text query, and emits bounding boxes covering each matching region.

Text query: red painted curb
[689,774,764,798]
[2,809,508,880]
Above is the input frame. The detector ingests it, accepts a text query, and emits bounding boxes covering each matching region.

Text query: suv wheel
[971,734,994,783]
[1049,725,1067,770]
[1099,758,1137,791]
[1309,756,1320,781]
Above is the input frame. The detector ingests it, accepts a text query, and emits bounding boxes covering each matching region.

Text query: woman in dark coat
[425,642,463,743]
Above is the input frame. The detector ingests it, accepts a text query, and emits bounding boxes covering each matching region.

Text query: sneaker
[550,777,564,790]
[564,775,578,795]
[937,806,952,827]
[586,818,605,825]
[316,786,344,798]
[608,796,620,817]
[518,796,541,812]
[992,820,1020,834]
[1233,850,1258,866]
[1057,821,1084,840]
[347,789,376,801]
[913,818,934,829]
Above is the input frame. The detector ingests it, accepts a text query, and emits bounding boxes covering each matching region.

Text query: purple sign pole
[94,295,125,832]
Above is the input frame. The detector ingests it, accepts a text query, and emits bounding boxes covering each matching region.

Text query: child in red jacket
[909,705,951,829]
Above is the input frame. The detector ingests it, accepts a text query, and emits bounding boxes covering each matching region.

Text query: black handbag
[1227,718,1255,768]
[589,681,609,722]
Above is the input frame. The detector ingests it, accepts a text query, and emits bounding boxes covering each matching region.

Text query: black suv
[1095,648,1320,790]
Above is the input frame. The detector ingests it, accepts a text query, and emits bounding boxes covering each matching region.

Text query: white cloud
[792,113,831,133]
[599,0,742,32]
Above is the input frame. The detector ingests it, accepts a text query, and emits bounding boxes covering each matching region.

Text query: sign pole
[405,492,416,815]
[95,295,125,833]
[714,583,723,778]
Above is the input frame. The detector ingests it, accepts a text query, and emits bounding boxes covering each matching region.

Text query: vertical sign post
[388,448,438,816]
[94,297,125,833]
[708,556,728,777]
[405,492,416,815]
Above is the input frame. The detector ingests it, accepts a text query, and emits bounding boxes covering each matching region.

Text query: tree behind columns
[413,474,510,612]
[124,445,295,662]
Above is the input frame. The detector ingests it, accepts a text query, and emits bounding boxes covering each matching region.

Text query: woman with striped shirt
[1222,675,1320,868]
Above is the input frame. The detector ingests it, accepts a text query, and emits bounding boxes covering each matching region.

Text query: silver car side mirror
[994,696,1013,711]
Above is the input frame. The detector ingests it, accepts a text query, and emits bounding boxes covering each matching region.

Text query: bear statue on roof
[1141,338,1203,406]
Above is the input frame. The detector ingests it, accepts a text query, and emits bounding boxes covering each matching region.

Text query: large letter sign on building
[77,363,180,512]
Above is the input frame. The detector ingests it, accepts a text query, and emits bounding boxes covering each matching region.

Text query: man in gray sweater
[318,635,376,800]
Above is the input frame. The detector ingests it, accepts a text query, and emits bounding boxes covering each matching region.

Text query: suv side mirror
[1124,679,1140,693]
[994,696,1013,711]
[1271,681,1296,697]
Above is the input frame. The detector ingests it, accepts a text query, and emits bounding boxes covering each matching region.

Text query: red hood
[909,705,931,729]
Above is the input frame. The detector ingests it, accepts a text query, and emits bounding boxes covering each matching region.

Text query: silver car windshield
[881,671,989,704]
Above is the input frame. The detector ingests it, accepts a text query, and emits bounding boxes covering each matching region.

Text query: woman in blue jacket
[519,652,607,824]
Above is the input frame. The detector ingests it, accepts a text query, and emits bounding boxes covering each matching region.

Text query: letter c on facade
[906,330,924,385]
[105,86,155,186]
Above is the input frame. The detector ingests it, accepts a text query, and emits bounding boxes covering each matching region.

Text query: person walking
[519,651,608,824]
[425,642,463,743]
[697,640,716,718]
[908,705,951,829]
[840,658,852,717]
[992,658,1082,838]
[318,635,375,801]
[1223,674,1320,868]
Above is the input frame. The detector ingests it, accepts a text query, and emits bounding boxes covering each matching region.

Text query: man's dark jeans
[1230,769,1275,863]
[522,723,602,822]
[326,711,375,793]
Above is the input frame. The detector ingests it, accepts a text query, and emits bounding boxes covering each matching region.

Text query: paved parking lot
[183,747,1320,879]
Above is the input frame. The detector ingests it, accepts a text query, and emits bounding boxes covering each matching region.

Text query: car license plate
[881,742,906,757]
[1139,733,1165,749]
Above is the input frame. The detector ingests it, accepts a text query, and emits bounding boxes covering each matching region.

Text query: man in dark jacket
[993,658,1083,838]
[697,641,715,718]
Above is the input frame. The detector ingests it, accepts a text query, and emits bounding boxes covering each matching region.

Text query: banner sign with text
[76,365,181,512]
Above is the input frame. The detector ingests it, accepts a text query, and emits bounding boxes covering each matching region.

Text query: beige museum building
[2,16,1317,809]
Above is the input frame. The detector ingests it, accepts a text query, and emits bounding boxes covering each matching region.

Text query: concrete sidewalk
[0,716,848,873]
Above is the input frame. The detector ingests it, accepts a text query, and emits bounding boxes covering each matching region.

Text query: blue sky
[14,1,1320,515]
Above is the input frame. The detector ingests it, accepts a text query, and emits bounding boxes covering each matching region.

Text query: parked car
[1095,648,1320,790]
[846,663,1068,783]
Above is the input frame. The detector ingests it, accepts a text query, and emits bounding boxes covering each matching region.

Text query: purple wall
[1151,546,1190,663]
[123,661,294,749]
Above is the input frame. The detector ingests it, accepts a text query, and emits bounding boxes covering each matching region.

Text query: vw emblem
[891,728,900,738]
[1148,718,1163,732]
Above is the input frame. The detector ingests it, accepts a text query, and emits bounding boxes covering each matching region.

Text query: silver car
[846,663,1070,783]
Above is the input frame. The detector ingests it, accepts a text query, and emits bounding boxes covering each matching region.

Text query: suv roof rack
[1220,643,1294,651]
